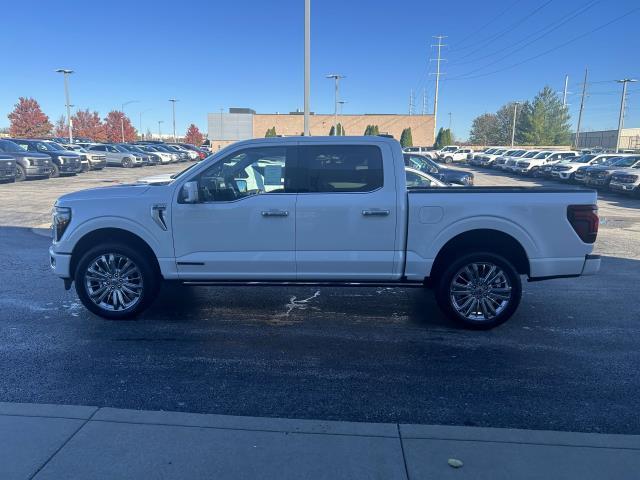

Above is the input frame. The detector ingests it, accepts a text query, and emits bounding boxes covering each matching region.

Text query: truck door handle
[362,209,390,217]
[261,210,289,217]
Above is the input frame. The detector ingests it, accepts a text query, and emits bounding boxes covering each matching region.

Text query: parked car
[85,144,144,168]
[492,150,521,170]
[0,154,17,182]
[469,148,499,166]
[441,148,474,164]
[405,167,450,188]
[137,145,176,164]
[170,143,209,160]
[436,145,460,160]
[61,144,107,171]
[123,144,162,165]
[167,144,199,161]
[0,139,52,181]
[550,153,622,182]
[609,164,640,197]
[115,144,153,166]
[477,148,509,167]
[161,145,191,162]
[50,136,600,329]
[403,146,433,155]
[403,153,474,185]
[9,139,81,177]
[154,144,188,162]
[582,155,640,188]
[500,150,529,172]
[517,151,578,177]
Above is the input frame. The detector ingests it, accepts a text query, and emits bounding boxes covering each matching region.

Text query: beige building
[573,128,640,150]
[207,109,434,150]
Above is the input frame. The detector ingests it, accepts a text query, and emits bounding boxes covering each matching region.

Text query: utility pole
[575,68,588,149]
[326,74,345,135]
[422,88,427,115]
[169,99,178,142]
[304,0,310,136]
[562,75,569,107]
[510,102,520,147]
[157,120,164,139]
[430,35,447,144]
[55,69,74,142]
[616,78,638,152]
[448,112,452,130]
[409,89,414,115]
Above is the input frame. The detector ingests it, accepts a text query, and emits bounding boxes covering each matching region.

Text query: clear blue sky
[1,0,639,140]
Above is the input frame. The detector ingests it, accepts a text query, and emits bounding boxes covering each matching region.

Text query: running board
[182,280,425,288]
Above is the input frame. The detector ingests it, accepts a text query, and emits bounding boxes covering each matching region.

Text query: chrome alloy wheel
[84,254,143,312]
[449,262,512,322]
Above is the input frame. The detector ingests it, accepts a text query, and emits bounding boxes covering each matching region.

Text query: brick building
[207,108,435,150]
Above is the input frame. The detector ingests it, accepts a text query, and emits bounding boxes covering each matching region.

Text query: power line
[445,7,640,82]
[452,0,555,61]
[450,0,526,50]
[448,0,598,68]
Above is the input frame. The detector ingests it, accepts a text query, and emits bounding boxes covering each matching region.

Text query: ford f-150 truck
[49,137,600,329]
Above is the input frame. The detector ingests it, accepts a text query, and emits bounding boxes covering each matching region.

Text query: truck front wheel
[74,243,160,319]
[435,252,522,329]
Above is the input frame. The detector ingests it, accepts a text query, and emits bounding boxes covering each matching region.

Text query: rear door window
[298,145,383,193]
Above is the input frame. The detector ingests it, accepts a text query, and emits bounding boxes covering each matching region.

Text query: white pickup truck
[50,137,600,329]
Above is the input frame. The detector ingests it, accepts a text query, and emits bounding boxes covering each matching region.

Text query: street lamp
[139,109,152,140]
[326,74,345,136]
[615,79,637,152]
[121,100,139,142]
[157,120,164,140]
[169,99,178,142]
[55,69,74,142]
[510,102,521,147]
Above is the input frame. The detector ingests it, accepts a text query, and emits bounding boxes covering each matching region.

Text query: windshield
[612,156,640,168]
[572,154,596,163]
[523,151,539,158]
[511,150,527,157]
[484,149,496,154]
[171,162,199,179]
[36,141,64,151]
[113,145,130,153]
[533,151,551,158]
[0,139,23,153]
[126,145,144,153]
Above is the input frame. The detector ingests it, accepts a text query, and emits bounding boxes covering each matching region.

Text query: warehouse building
[573,128,640,150]
[207,108,435,150]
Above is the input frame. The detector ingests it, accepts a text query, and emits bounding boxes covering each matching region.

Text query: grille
[612,175,638,184]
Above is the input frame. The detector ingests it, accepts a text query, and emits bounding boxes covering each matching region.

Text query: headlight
[52,206,71,242]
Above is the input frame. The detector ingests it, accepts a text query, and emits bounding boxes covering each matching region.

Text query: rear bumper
[582,254,600,276]
[528,254,600,281]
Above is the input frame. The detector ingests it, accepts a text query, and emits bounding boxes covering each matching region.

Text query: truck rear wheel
[435,252,522,329]
[74,243,160,320]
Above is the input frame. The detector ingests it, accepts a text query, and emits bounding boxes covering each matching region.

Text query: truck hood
[136,173,174,185]
[56,183,151,205]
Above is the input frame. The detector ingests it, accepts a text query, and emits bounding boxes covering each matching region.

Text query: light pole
[121,100,138,142]
[304,0,310,136]
[139,109,151,140]
[169,99,178,142]
[55,69,74,142]
[615,79,637,152]
[510,102,521,147]
[157,120,164,140]
[326,74,345,136]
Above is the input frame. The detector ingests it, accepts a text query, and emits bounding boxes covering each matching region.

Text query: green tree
[329,125,335,136]
[372,125,379,135]
[265,126,277,137]
[400,128,413,147]
[469,113,501,145]
[518,87,571,145]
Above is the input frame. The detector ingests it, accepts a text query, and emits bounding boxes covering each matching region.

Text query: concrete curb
[1,402,638,480]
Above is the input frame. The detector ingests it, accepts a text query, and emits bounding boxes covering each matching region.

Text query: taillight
[567,204,598,244]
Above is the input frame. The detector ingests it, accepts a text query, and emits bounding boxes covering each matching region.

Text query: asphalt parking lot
[0,164,639,434]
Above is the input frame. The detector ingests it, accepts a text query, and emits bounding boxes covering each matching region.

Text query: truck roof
[229,135,402,148]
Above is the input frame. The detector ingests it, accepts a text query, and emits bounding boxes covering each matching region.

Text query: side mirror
[181,181,199,204]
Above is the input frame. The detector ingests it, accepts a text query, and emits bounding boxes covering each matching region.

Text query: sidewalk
[1,402,638,480]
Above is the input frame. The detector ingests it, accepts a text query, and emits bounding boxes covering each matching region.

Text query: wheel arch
[70,228,161,280]
[429,229,530,283]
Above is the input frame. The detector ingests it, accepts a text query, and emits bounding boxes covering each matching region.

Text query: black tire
[50,163,60,178]
[74,243,160,320]
[81,163,90,172]
[435,252,522,330]
[444,156,453,164]
[16,164,26,181]
[122,157,133,168]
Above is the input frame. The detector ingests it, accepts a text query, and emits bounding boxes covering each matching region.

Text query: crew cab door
[295,143,398,280]
[171,145,297,279]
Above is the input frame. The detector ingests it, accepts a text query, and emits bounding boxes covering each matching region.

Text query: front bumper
[59,163,80,174]
[609,182,638,194]
[25,165,52,177]
[551,171,572,180]
[585,177,608,186]
[49,245,72,279]
[90,159,107,169]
